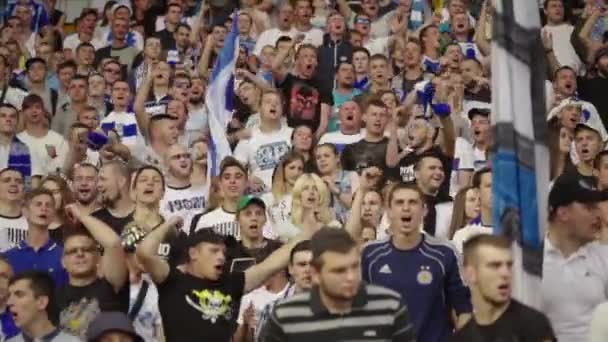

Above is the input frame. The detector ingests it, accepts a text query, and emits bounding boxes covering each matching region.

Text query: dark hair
[594,150,608,169]
[22,94,45,111]
[311,228,356,269]
[419,24,438,50]
[9,271,57,320]
[57,60,77,73]
[0,167,24,181]
[290,240,311,264]
[462,234,511,266]
[76,42,95,53]
[473,167,492,188]
[369,53,388,64]
[25,57,46,71]
[295,44,317,60]
[275,35,293,47]
[175,22,191,33]
[554,65,575,79]
[69,74,89,86]
[0,103,17,114]
[219,156,248,178]
[62,227,95,246]
[24,188,55,207]
[387,182,423,207]
[413,152,443,171]
[364,98,388,113]
[133,165,165,189]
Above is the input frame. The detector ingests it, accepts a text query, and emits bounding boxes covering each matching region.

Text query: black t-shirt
[451,300,555,342]
[578,76,608,128]
[464,84,492,103]
[227,239,283,272]
[56,278,129,338]
[158,268,245,342]
[341,137,391,173]
[279,73,333,131]
[91,208,134,235]
[392,145,452,197]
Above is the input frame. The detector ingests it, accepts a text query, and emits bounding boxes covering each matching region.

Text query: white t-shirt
[295,27,324,47]
[253,28,298,57]
[63,33,105,52]
[160,184,207,233]
[542,24,584,75]
[234,125,293,189]
[542,239,608,342]
[129,276,163,342]
[455,139,487,172]
[0,214,28,252]
[451,223,493,255]
[261,193,292,239]
[17,130,69,176]
[237,283,290,326]
[318,131,363,154]
[191,207,239,238]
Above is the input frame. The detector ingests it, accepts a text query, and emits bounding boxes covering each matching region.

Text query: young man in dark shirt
[452,234,555,342]
[136,213,314,342]
[92,161,134,235]
[55,204,129,340]
[272,41,333,139]
[341,98,392,174]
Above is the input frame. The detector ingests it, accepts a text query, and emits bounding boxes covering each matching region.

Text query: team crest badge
[416,266,433,285]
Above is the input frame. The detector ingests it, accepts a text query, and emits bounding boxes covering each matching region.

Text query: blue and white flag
[205,14,239,189]
[491,0,549,309]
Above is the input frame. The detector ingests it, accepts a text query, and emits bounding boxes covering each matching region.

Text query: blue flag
[205,14,239,184]
[491,0,549,309]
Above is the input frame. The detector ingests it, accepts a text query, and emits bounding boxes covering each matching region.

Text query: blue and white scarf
[8,137,32,187]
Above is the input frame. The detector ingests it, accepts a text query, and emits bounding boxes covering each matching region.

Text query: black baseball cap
[87,312,143,342]
[548,173,608,212]
[468,108,491,121]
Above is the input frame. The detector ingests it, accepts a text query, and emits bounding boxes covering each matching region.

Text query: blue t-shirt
[362,234,472,342]
[4,239,68,287]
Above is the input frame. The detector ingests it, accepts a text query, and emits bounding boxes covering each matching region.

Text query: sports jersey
[190,207,239,238]
[100,111,142,148]
[362,234,472,342]
[234,125,293,189]
[0,214,28,252]
[160,184,207,233]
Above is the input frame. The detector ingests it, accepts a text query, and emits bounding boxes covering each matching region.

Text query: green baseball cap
[237,195,266,213]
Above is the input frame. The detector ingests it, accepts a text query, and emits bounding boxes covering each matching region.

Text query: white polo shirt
[541,238,608,342]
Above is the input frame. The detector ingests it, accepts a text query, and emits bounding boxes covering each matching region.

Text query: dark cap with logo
[548,173,608,212]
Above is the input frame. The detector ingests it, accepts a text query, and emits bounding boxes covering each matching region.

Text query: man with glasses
[55,203,128,340]
[159,144,205,231]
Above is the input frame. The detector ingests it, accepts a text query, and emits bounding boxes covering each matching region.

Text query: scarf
[8,137,32,187]
[409,0,426,31]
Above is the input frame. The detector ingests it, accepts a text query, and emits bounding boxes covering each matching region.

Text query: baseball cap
[574,121,601,136]
[468,107,491,121]
[548,173,608,212]
[86,312,143,342]
[237,195,266,213]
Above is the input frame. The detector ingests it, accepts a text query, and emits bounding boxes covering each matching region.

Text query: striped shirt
[259,284,416,342]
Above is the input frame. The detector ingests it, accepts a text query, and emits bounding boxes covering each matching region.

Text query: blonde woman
[275,173,340,241]
[261,151,305,236]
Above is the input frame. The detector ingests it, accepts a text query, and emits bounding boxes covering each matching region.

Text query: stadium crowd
[0,0,603,341]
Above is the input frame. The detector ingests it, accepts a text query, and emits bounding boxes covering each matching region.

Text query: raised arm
[135,217,182,284]
[199,35,215,79]
[134,68,154,138]
[271,39,297,84]
[474,0,491,57]
[344,177,366,240]
[66,204,128,291]
[244,220,316,293]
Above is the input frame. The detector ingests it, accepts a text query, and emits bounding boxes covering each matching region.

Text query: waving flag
[205,14,239,187]
[491,0,549,309]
